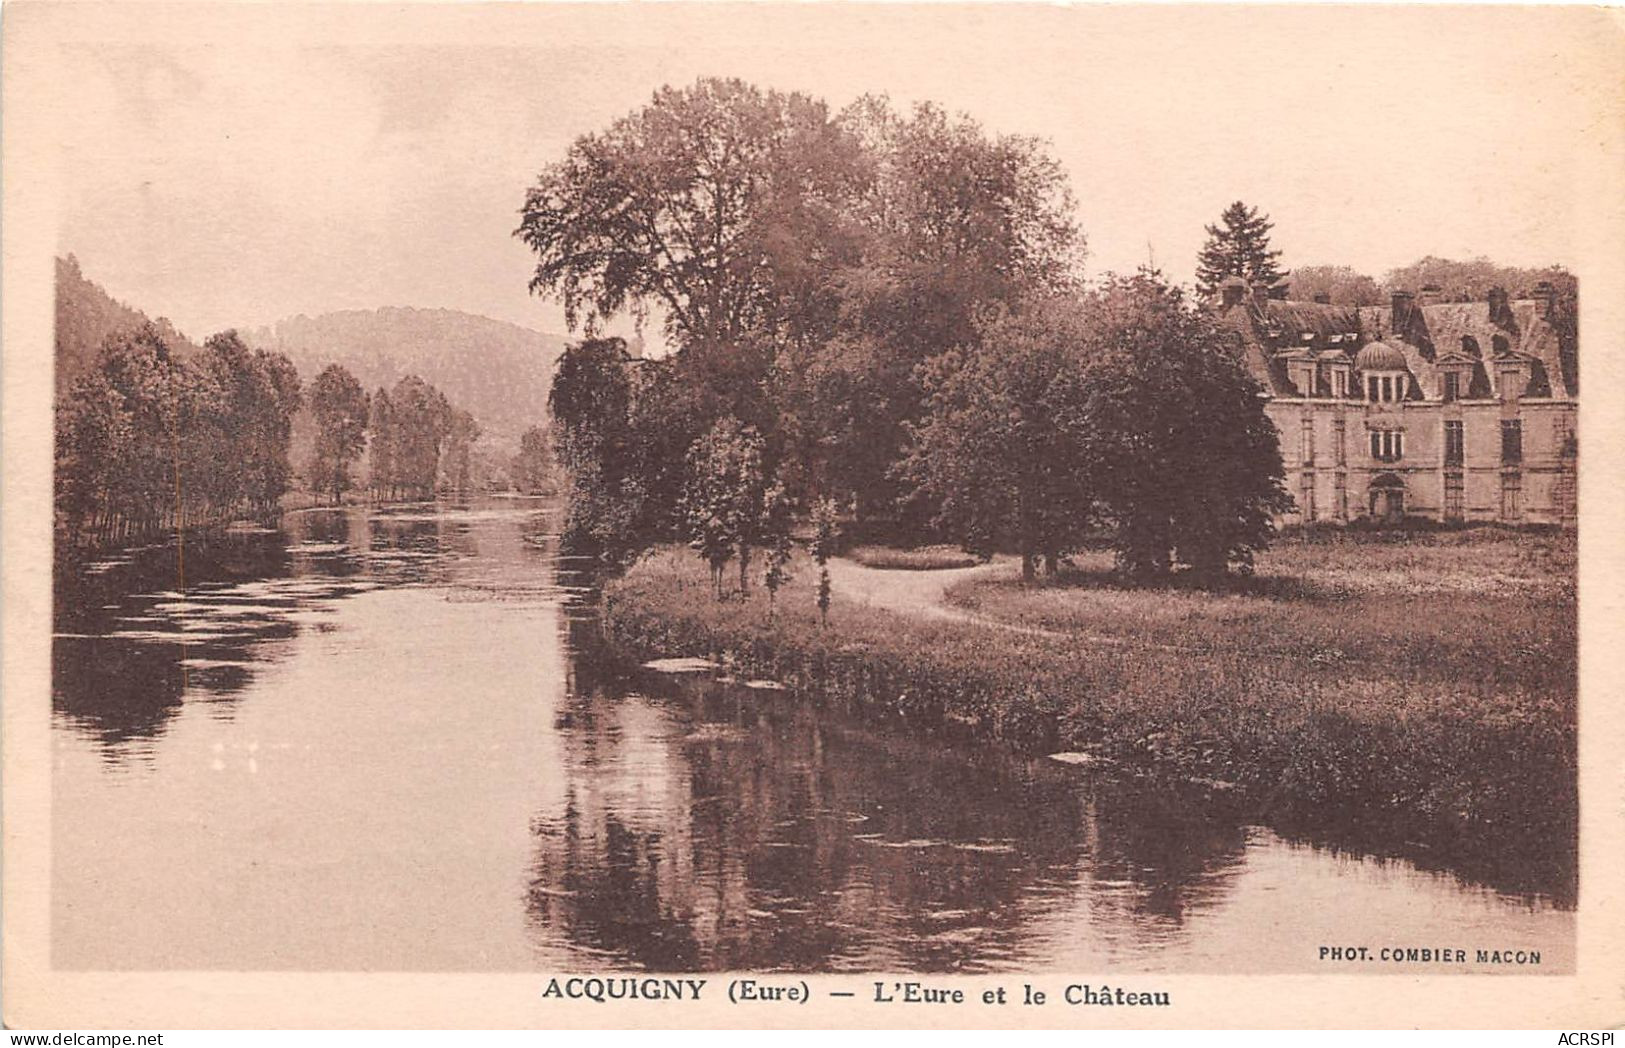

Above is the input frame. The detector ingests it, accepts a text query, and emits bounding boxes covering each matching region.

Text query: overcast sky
[48,4,1616,345]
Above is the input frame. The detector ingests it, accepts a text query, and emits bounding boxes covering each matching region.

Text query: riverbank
[601,529,1577,899]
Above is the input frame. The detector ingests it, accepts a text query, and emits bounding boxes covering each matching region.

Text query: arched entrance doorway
[1368,473,1406,523]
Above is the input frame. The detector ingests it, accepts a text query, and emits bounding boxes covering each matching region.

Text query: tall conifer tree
[1196,201,1286,295]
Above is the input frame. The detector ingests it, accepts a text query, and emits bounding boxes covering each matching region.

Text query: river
[51,498,1574,973]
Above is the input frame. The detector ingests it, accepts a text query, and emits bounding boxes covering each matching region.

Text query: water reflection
[58,512,375,758]
[51,498,1574,973]
[524,663,1270,972]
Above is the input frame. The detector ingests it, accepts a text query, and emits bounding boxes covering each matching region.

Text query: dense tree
[250,350,303,513]
[903,300,1095,580]
[308,364,369,504]
[789,97,1085,519]
[549,339,635,473]
[368,388,396,499]
[1079,272,1291,579]
[760,479,794,619]
[393,377,452,499]
[548,338,646,572]
[1287,265,1383,306]
[811,498,839,627]
[439,408,481,495]
[1195,201,1286,296]
[679,418,767,599]
[518,81,1084,532]
[55,323,302,549]
[57,326,186,543]
[196,332,303,517]
[1380,256,1577,304]
[511,426,555,495]
[624,354,727,538]
[367,375,463,501]
[516,78,863,350]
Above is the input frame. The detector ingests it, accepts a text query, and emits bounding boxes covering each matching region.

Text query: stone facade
[1217,281,1578,527]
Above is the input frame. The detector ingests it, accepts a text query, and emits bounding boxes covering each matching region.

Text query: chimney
[1268,281,1290,301]
[1418,283,1443,307]
[1220,276,1246,309]
[1251,281,1271,308]
[1391,289,1414,331]
[1487,286,1512,328]
[1532,280,1557,320]
[1313,292,1331,305]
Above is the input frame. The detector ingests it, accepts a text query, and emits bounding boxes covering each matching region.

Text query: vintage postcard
[3,1,1623,1031]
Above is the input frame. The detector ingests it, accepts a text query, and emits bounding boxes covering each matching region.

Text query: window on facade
[1501,420,1522,464]
[1368,375,1380,402]
[1443,372,1460,402]
[1300,473,1316,521]
[1370,429,1404,462]
[1333,420,1346,465]
[1301,419,1314,464]
[1554,416,1575,456]
[1381,376,1393,402]
[1444,420,1464,466]
[1500,471,1521,519]
[1444,472,1465,521]
[1334,474,1348,520]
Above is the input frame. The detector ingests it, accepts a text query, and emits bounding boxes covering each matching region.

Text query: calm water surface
[52,499,1573,972]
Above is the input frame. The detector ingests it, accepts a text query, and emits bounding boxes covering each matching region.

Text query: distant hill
[243,307,569,447]
[55,255,202,397]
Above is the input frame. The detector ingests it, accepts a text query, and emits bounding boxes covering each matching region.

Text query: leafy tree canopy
[519,81,1085,525]
[1077,271,1291,578]
[680,417,768,598]
[1287,265,1383,306]
[903,297,1095,577]
[1380,256,1576,303]
[309,363,369,504]
[517,78,864,351]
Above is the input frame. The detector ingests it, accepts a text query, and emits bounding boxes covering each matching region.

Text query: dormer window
[1443,372,1460,402]
[1366,373,1404,402]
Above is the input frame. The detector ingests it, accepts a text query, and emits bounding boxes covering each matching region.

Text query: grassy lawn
[600,527,1576,896]
[947,528,1576,690]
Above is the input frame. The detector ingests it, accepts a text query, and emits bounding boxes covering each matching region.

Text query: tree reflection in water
[525,656,1251,972]
[52,506,443,761]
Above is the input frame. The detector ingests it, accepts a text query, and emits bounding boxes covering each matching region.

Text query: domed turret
[1355,340,1407,372]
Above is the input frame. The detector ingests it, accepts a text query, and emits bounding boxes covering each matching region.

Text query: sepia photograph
[3,0,1623,1031]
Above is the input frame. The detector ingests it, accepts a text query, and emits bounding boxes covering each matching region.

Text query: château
[1216,277,1578,527]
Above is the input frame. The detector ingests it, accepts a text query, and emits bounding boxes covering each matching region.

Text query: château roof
[1218,294,1576,401]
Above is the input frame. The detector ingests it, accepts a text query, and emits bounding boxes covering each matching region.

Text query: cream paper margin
[3,1,1623,1030]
